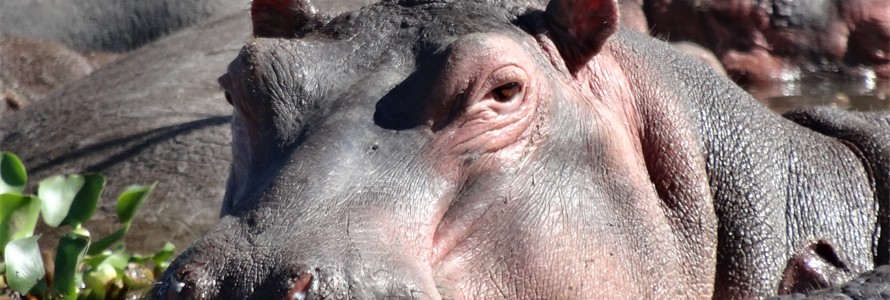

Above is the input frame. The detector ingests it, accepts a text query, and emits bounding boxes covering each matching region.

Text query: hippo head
[152,0,719,298]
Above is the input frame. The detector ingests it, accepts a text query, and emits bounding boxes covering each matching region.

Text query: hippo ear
[251,0,319,38]
[544,0,619,72]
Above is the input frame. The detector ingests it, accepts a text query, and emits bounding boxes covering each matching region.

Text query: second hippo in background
[618,0,729,76]
[0,0,248,53]
[0,36,119,115]
[0,0,246,115]
[644,0,890,83]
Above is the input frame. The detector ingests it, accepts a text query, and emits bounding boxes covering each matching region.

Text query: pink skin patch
[423,32,708,298]
[428,33,544,178]
[427,32,544,266]
[287,273,312,300]
[569,0,605,37]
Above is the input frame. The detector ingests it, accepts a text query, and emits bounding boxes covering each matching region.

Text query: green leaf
[71,225,90,237]
[101,249,130,272]
[116,183,155,225]
[38,175,86,228]
[0,152,27,194]
[0,193,40,249]
[82,253,109,269]
[83,262,116,300]
[4,236,45,294]
[87,227,126,256]
[53,233,90,299]
[152,242,176,269]
[61,174,106,227]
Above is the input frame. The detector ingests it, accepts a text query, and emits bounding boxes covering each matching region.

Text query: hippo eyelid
[468,64,528,108]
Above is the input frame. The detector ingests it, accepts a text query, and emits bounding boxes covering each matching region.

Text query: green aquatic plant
[0,151,175,300]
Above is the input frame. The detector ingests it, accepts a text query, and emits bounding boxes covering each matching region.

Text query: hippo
[643,0,890,83]
[0,36,117,115]
[146,0,890,298]
[617,0,728,77]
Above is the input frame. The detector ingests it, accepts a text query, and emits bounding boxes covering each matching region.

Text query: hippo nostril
[160,262,218,300]
[287,272,313,300]
[163,276,190,300]
[164,270,193,300]
[173,277,187,293]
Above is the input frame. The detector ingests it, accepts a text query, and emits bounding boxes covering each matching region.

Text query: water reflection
[745,73,890,113]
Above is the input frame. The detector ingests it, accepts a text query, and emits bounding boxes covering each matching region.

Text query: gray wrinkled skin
[146,0,890,298]
[0,0,248,52]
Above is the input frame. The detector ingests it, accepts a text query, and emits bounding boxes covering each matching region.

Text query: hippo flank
[0,0,247,52]
[153,0,890,298]
[0,36,114,115]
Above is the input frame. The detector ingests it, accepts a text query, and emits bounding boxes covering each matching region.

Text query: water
[745,73,890,114]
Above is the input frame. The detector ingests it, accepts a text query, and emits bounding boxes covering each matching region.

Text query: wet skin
[152,0,890,298]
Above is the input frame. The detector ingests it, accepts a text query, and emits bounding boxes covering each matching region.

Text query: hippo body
[0,37,93,115]
[0,0,248,52]
[147,0,890,298]
[0,0,245,116]
[0,36,117,115]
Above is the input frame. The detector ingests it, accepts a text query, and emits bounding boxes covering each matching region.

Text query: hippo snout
[151,221,442,300]
[155,258,440,300]
[156,259,315,300]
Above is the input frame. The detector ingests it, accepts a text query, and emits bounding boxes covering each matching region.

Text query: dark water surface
[746,74,890,113]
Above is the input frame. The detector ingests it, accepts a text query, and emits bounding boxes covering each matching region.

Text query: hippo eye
[492,82,522,102]
[218,74,234,106]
